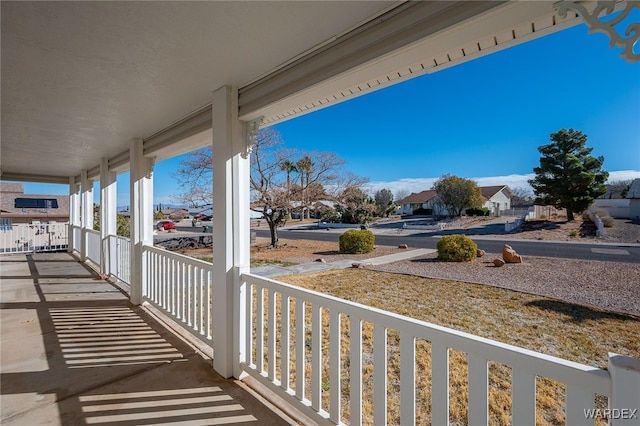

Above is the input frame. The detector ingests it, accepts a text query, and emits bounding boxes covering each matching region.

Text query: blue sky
[19,21,640,206]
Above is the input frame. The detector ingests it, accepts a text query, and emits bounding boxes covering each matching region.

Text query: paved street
[155,220,640,264]
[254,228,640,264]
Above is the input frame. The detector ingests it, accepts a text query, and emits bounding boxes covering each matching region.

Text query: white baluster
[400,331,415,426]
[374,324,387,426]
[431,343,449,426]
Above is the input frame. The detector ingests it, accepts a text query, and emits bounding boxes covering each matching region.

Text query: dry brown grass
[260,269,640,426]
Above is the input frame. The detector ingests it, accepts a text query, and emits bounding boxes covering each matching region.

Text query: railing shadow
[0,252,287,425]
[524,299,639,323]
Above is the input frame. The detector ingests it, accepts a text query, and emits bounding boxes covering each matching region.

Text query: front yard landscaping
[277,269,639,425]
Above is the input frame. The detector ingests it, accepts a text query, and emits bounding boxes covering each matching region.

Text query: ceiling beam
[0,172,71,185]
[237,1,506,120]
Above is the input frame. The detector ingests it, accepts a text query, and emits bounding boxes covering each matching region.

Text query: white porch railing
[109,234,131,285]
[85,228,101,267]
[0,222,69,254]
[144,245,213,345]
[71,224,82,253]
[241,273,619,426]
[63,233,638,425]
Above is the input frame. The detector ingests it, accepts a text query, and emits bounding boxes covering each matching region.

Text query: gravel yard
[247,236,640,317]
[370,251,640,317]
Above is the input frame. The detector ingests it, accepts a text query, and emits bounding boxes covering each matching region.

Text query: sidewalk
[251,248,435,278]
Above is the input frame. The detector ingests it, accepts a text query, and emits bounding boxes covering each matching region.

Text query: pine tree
[528,129,608,221]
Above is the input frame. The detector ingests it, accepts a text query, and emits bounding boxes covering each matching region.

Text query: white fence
[0,223,69,254]
[240,273,624,426]
[144,245,214,345]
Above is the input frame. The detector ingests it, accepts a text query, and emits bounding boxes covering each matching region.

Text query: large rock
[493,258,506,267]
[502,244,523,263]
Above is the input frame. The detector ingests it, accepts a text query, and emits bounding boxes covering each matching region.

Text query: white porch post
[100,158,117,276]
[212,85,250,378]
[80,170,94,262]
[129,138,154,305]
[69,177,81,254]
[609,353,640,426]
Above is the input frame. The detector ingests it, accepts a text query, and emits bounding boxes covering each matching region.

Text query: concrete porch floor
[1,252,294,425]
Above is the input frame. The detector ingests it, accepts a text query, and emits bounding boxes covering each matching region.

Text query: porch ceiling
[1,1,583,184]
[1,1,396,181]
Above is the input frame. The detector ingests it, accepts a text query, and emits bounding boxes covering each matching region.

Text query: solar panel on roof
[15,198,59,209]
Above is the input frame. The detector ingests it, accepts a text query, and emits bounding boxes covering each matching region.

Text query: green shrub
[436,234,477,262]
[339,229,375,254]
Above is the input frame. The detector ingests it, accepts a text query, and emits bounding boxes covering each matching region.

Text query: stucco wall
[590,199,630,219]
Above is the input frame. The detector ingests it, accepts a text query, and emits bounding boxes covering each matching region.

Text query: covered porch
[0,251,296,425]
[2,1,639,425]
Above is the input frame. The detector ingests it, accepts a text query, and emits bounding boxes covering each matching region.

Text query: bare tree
[604,179,633,199]
[173,148,213,207]
[394,189,410,203]
[175,128,361,246]
[249,128,295,246]
[511,187,534,207]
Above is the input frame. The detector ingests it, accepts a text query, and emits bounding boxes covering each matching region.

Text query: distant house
[0,183,69,224]
[398,185,512,216]
[479,185,513,215]
[627,178,640,219]
[160,208,189,220]
[397,190,438,215]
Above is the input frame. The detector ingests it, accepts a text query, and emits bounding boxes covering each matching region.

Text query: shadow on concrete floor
[1,252,291,425]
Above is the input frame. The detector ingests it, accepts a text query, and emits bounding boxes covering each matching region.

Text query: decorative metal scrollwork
[243,117,263,159]
[556,0,640,62]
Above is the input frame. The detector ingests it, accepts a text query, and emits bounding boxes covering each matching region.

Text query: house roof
[399,186,513,204]
[0,190,70,218]
[0,182,25,194]
[626,178,640,199]
[480,185,512,200]
[398,190,438,204]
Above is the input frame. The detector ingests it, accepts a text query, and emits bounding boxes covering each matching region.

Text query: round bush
[339,229,375,254]
[436,234,477,262]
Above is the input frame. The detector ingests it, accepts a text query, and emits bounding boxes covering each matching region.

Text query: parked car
[193,214,212,221]
[156,220,176,231]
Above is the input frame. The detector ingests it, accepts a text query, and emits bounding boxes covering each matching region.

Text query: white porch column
[100,158,117,275]
[212,85,251,378]
[69,177,81,254]
[80,170,94,262]
[129,138,154,305]
[609,353,640,426]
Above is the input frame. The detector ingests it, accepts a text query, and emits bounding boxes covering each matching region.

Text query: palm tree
[280,160,297,205]
[296,156,313,219]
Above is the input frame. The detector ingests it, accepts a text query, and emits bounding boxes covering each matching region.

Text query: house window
[15,198,59,209]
